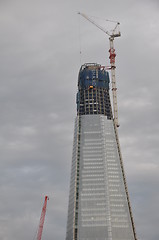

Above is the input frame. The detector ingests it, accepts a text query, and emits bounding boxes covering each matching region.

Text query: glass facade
[66,116,135,240]
[66,64,136,240]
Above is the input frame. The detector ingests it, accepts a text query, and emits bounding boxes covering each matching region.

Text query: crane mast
[78,12,121,127]
[37,196,49,240]
[78,13,138,240]
[109,36,120,127]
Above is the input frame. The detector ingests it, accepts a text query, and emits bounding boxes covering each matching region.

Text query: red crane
[78,12,121,128]
[37,196,49,240]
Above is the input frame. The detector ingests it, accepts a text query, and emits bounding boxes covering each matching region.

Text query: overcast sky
[0,0,159,240]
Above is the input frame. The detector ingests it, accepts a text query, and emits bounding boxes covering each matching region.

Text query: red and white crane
[36,196,49,240]
[78,12,121,128]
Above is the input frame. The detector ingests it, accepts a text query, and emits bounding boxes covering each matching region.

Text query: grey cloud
[0,0,158,240]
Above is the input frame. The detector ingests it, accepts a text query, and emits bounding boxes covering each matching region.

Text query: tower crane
[36,196,49,240]
[78,12,121,128]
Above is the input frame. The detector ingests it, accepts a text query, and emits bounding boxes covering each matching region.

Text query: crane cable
[78,13,82,65]
[86,14,119,24]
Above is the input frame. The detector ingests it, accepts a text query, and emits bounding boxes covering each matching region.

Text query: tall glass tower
[66,63,137,240]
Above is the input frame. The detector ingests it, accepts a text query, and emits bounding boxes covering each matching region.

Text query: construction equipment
[78,12,121,128]
[37,196,49,240]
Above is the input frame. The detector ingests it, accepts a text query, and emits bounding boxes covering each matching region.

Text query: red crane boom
[37,196,49,240]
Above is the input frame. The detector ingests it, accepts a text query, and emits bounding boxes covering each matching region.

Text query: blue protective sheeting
[78,65,110,89]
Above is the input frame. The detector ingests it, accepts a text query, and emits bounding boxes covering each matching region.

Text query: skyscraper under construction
[66,63,137,240]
